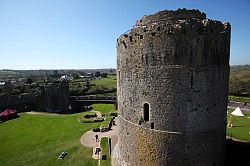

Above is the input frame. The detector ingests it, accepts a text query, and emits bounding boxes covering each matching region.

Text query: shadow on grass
[230,125,245,128]
[225,139,250,166]
[0,115,20,124]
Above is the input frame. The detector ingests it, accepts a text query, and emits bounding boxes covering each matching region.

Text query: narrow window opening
[122,41,127,48]
[151,123,154,129]
[143,103,150,122]
[129,36,133,42]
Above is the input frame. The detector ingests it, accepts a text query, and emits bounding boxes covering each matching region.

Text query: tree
[53,70,59,77]
[72,73,80,79]
[95,71,101,77]
[101,73,108,78]
[86,80,91,89]
[26,78,33,85]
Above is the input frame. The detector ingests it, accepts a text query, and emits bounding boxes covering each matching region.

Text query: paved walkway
[80,117,118,159]
[25,111,61,116]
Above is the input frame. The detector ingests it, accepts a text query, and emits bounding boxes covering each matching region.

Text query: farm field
[90,75,117,89]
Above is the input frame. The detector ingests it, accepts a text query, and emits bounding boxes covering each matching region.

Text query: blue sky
[0,0,249,69]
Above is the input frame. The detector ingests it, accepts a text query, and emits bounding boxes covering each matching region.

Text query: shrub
[92,128,100,132]
[93,118,104,122]
[83,113,97,119]
[102,155,107,160]
[109,112,117,117]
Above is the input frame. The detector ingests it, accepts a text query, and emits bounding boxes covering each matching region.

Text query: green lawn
[92,104,116,115]
[227,109,250,142]
[0,113,101,166]
[92,104,117,130]
[100,116,113,129]
[100,137,111,166]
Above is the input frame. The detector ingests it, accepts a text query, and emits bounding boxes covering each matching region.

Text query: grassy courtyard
[227,109,250,142]
[0,112,100,166]
[92,104,116,115]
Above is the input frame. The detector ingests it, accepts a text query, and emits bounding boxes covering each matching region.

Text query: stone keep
[113,9,231,166]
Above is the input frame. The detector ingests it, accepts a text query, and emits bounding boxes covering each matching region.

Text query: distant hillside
[0,66,249,96]
[229,65,250,96]
[0,69,116,81]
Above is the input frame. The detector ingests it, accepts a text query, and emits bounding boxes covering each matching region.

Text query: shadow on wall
[225,139,250,166]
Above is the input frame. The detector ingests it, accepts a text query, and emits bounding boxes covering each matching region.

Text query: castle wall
[39,81,70,113]
[113,9,231,166]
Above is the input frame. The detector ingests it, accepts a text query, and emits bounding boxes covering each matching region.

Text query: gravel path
[80,117,118,159]
[25,111,61,116]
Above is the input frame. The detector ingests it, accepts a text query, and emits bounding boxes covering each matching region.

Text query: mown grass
[227,109,250,142]
[228,95,250,103]
[101,116,113,129]
[100,137,111,166]
[92,104,116,115]
[92,104,117,130]
[0,113,101,166]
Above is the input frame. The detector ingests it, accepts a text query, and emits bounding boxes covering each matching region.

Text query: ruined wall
[39,80,70,113]
[0,94,38,112]
[113,9,231,166]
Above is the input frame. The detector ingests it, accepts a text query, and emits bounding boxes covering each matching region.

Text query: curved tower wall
[113,9,231,166]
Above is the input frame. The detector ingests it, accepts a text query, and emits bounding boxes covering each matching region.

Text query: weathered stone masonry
[113,9,231,166]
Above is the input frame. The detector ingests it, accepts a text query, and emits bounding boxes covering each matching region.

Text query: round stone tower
[112,9,231,166]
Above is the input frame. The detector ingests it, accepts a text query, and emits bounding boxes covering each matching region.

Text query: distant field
[91,75,117,89]
[0,112,100,166]
[229,65,250,95]
[227,109,250,142]
[69,75,117,96]
[0,70,23,80]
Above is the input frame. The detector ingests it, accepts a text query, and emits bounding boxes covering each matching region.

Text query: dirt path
[80,117,118,159]
[25,111,61,116]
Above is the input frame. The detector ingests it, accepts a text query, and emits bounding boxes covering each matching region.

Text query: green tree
[95,71,101,77]
[26,78,33,85]
[72,73,80,79]
[101,73,108,78]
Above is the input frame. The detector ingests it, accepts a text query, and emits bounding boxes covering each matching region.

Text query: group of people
[94,135,101,155]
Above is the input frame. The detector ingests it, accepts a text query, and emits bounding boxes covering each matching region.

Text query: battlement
[117,9,231,67]
[135,9,206,27]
